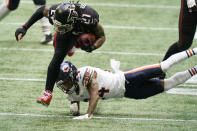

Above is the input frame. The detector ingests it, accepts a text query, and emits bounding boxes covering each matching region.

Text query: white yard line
[0,78,45,82]
[0,77,197,95]
[0,47,163,56]
[21,1,179,9]
[0,22,178,31]
[0,112,196,123]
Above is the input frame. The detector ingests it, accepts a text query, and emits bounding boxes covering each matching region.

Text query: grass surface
[1,0,197,130]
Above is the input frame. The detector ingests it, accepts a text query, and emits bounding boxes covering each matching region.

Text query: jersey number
[98,87,109,98]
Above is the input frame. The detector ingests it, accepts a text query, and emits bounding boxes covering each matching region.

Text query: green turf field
[1,0,197,130]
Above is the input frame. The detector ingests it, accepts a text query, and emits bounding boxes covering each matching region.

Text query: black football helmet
[53,2,78,34]
[56,61,79,95]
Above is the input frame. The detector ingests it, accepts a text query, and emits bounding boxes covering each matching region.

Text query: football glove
[15,26,27,41]
[80,39,95,52]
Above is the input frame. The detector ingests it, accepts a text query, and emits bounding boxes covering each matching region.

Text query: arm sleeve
[23,6,46,29]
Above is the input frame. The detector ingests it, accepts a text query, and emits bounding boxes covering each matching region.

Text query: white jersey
[67,60,126,101]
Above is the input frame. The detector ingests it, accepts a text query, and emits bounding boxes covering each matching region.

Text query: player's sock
[160,48,197,72]
[164,66,197,91]
[0,1,10,21]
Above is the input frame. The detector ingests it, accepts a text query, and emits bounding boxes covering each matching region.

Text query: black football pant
[45,32,78,91]
[124,64,164,99]
[163,0,197,60]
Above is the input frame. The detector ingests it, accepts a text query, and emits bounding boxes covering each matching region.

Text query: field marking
[0,22,178,31]
[166,88,197,96]
[0,112,196,123]
[21,1,179,9]
[0,78,45,82]
[0,47,163,56]
[1,77,197,96]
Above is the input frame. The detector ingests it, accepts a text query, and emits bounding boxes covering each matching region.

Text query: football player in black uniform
[15,2,106,106]
[162,0,197,63]
[0,0,52,44]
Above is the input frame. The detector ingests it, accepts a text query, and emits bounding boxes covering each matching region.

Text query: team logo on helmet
[62,64,70,72]
[53,2,78,34]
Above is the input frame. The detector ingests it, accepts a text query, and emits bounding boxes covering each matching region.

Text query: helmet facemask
[56,79,76,95]
[53,3,78,34]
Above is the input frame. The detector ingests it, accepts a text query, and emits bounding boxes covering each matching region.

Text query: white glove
[70,103,79,116]
[110,59,120,73]
[73,114,93,120]
[187,0,196,8]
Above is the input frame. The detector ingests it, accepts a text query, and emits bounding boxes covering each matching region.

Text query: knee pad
[7,0,20,10]
[33,0,46,5]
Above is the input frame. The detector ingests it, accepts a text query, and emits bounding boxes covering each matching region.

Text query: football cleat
[37,90,53,106]
[40,34,53,45]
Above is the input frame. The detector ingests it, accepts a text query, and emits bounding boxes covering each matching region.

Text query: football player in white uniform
[56,47,197,119]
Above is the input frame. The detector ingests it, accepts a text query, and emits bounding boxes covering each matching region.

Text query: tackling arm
[86,72,100,117]
[73,71,100,119]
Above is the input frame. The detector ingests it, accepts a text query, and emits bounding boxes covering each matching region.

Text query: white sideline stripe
[0,112,196,123]
[0,47,163,56]
[0,22,178,31]
[21,1,179,9]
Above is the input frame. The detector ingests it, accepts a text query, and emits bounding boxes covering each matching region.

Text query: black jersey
[47,3,99,35]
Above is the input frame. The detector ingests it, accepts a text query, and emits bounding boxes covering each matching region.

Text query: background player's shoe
[37,90,53,106]
[40,34,53,45]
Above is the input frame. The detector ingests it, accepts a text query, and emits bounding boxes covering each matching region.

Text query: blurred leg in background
[33,0,53,45]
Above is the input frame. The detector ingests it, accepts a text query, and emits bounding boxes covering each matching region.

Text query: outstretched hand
[15,27,27,41]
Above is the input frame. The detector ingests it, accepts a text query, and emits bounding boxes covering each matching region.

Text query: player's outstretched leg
[160,48,197,72]
[164,66,197,91]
